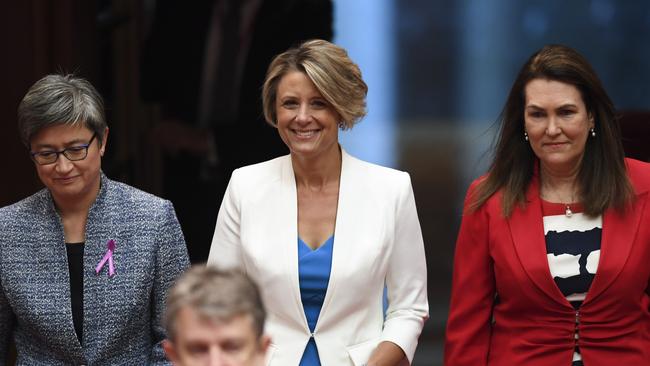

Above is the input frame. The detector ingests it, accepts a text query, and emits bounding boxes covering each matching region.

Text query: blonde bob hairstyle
[262,39,368,130]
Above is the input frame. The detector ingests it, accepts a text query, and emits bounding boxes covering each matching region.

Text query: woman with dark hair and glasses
[0,74,190,365]
[444,45,650,366]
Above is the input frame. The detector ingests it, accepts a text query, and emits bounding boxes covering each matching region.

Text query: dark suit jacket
[0,174,190,365]
[445,158,650,365]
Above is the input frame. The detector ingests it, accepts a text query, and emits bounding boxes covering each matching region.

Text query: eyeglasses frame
[30,133,98,165]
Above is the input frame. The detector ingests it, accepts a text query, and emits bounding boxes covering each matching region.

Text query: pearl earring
[524,131,529,141]
[590,128,596,137]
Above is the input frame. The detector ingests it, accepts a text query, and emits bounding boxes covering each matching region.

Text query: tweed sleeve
[150,200,190,365]
[0,279,14,365]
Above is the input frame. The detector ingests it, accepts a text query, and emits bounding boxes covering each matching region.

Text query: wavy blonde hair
[262,39,367,129]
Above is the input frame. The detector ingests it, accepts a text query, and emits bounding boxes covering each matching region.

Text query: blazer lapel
[43,195,86,358]
[317,148,352,322]
[280,155,311,331]
[508,177,570,307]
[584,191,647,304]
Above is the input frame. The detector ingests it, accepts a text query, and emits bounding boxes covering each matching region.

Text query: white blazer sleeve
[380,173,429,363]
[207,170,243,270]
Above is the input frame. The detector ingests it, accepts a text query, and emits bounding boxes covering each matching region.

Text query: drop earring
[590,128,596,137]
[524,131,529,141]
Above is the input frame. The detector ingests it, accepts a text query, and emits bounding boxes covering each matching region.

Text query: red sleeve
[444,180,496,366]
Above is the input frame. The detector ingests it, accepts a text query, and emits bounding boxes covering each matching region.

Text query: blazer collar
[508,166,645,308]
[587,192,646,304]
[319,148,354,326]
[42,171,109,219]
[279,147,354,331]
[508,175,569,308]
[38,173,113,358]
[279,156,306,330]
[588,159,648,303]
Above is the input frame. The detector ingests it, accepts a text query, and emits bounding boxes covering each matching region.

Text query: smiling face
[29,123,106,206]
[164,308,268,366]
[275,71,341,161]
[524,78,594,176]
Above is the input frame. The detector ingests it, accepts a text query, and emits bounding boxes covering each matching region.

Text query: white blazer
[207,149,428,366]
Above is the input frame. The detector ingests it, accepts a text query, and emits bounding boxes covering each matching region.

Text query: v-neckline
[298,235,334,252]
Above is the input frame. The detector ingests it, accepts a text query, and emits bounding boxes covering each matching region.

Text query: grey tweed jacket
[0,174,190,365]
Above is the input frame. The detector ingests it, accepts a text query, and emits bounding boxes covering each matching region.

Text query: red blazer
[444,158,650,366]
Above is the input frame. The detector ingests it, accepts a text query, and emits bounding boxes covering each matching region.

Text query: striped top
[542,200,602,366]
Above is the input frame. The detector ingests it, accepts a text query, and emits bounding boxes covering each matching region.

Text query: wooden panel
[0,1,46,207]
[0,0,99,208]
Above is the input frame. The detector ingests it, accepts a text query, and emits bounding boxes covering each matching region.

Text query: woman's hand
[366,341,409,366]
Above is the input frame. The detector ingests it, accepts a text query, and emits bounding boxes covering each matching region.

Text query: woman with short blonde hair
[209,40,428,366]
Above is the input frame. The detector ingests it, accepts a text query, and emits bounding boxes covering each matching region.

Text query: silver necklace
[564,204,573,218]
[542,186,576,218]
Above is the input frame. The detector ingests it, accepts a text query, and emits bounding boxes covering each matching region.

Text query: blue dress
[298,236,334,366]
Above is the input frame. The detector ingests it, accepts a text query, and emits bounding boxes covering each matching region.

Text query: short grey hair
[163,266,266,341]
[17,73,107,147]
[262,39,368,130]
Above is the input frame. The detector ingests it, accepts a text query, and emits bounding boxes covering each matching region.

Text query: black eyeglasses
[30,133,97,165]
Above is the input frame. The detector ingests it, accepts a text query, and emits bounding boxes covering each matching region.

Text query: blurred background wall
[1,1,649,365]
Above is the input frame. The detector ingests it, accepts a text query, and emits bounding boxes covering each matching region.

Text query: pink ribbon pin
[95,239,116,277]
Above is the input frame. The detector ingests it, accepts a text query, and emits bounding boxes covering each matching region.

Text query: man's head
[163,266,270,366]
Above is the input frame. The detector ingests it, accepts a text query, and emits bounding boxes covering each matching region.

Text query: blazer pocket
[265,343,277,366]
[346,337,381,366]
